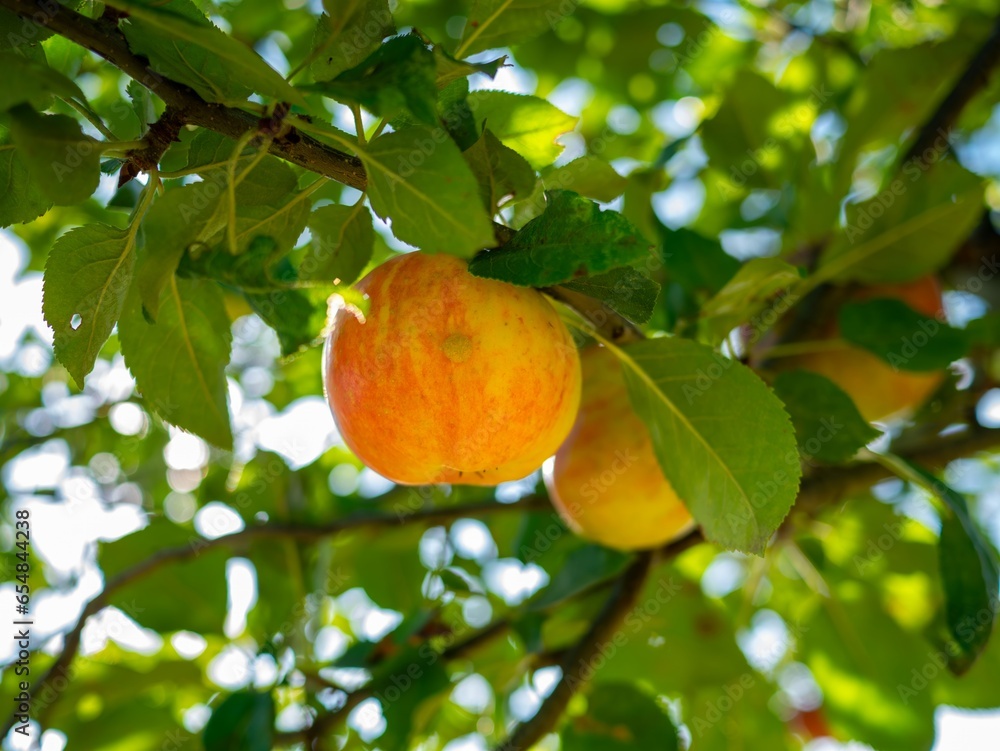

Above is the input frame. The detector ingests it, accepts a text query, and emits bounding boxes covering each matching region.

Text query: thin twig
[278,617,515,744]
[900,14,1000,167]
[351,104,367,146]
[491,553,655,751]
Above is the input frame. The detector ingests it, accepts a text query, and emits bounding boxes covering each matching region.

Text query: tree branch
[11,423,998,741]
[492,552,654,751]
[481,423,1000,750]
[900,14,1000,166]
[118,104,185,185]
[0,0,641,343]
[662,421,1000,552]
[0,0,367,186]
[0,495,546,737]
[278,616,514,745]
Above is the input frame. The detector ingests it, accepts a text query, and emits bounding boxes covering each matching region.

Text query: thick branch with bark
[486,422,1000,750]
[0,0,644,344]
[900,14,1000,166]
[0,0,368,186]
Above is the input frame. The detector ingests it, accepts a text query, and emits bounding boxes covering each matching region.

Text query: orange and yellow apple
[788,275,946,423]
[545,344,694,550]
[324,252,581,485]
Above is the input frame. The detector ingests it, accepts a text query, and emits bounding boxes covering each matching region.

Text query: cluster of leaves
[1,0,1000,749]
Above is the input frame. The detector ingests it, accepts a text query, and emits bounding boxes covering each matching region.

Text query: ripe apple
[544,344,694,550]
[789,275,945,423]
[324,252,582,485]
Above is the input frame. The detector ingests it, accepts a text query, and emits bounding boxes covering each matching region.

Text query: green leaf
[438,79,480,150]
[560,266,660,324]
[119,277,233,449]
[657,225,740,332]
[819,161,984,284]
[457,0,568,57]
[462,127,537,212]
[9,104,100,205]
[184,131,301,202]
[135,182,226,320]
[562,682,680,751]
[772,371,882,464]
[542,156,628,203]
[302,35,438,125]
[177,237,326,357]
[838,299,968,372]
[700,69,802,190]
[236,162,298,209]
[376,662,450,748]
[466,90,576,168]
[300,201,374,285]
[528,545,630,611]
[468,191,650,287]
[111,0,303,105]
[0,52,85,111]
[0,8,52,50]
[203,692,275,751]
[361,126,495,255]
[225,189,313,256]
[184,129,250,172]
[433,46,505,88]
[619,338,801,553]
[800,577,936,751]
[42,224,138,388]
[161,135,311,264]
[310,0,395,81]
[127,79,157,137]
[661,227,740,295]
[903,461,999,675]
[0,121,51,226]
[699,257,803,342]
[179,235,282,288]
[596,566,779,729]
